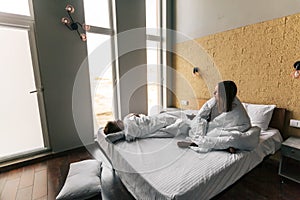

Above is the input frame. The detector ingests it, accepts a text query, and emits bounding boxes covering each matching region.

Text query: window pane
[0,0,30,16]
[0,26,44,158]
[84,0,110,28]
[86,33,114,129]
[146,0,158,28]
[147,40,161,115]
[146,0,159,35]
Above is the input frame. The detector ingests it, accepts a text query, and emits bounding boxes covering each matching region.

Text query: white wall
[175,0,300,41]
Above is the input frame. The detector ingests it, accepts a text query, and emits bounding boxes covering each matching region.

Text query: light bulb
[61,17,70,24]
[80,33,87,42]
[65,5,75,13]
[193,71,200,77]
[82,24,91,31]
[291,70,300,79]
[294,70,300,79]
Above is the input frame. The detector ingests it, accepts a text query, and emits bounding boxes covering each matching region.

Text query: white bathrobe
[188,97,260,152]
[123,112,189,141]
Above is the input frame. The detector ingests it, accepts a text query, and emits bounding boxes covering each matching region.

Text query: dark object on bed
[269,108,286,135]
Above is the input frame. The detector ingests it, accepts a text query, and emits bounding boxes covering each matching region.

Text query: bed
[96,106,286,200]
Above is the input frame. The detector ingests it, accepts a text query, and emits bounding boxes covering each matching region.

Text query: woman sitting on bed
[178,80,258,153]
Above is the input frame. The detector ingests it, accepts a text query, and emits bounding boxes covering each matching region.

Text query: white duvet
[188,97,260,152]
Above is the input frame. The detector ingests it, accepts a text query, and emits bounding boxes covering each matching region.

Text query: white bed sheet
[97,128,282,200]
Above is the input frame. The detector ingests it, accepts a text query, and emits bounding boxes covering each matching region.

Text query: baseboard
[0,143,97,173]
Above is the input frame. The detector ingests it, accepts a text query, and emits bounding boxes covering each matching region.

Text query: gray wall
[175,0,300,42]
[115,0,148,117]
[33,0,94,152]
[32,0,148,152]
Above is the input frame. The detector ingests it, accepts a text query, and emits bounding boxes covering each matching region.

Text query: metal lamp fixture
[61,4,90,41]
[193,67,200,76]
[291,61,300,79]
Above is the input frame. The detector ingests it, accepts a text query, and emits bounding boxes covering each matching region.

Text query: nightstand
[279,137,300,183]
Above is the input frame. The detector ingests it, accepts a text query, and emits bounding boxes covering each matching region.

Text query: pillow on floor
[56,159,102,200]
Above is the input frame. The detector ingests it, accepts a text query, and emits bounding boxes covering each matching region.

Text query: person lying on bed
[103,112,190,143]
[177,80,260,153]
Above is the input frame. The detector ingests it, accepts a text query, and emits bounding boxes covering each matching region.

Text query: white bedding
[97,128,282,200]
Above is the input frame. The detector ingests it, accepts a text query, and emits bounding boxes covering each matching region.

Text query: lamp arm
[76,22,83,29]
[64,23,73,31]
[76,29,81,37]
[67,11,75,24]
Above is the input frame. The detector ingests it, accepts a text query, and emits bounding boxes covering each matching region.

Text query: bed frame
[97,107,286,200]
[269,107,286,136]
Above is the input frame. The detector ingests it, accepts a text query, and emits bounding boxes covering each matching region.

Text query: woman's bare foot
[227,147,236,154]
[177,141,197,148]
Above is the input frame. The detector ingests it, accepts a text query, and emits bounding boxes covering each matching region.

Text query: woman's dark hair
[217,80,237,112]
[103,120,124,135]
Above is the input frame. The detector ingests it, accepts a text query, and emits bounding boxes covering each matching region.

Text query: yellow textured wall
[173,13,300,137]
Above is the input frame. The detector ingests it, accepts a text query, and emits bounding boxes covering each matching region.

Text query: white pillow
[244,103,276,131]
[242,102,248,110]
[56,159,102,200]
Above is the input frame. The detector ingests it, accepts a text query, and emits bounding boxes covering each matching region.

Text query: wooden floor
[0,145,299,200]
[213,160,300,200]
[0,147,94,200]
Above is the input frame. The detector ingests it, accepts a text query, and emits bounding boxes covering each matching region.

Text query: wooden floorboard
[32,169,47,199]
[19,167,34,189]
[0,144,299,200]
[0,173,7,195]
[16,186,32,200]
[1,178,19,200]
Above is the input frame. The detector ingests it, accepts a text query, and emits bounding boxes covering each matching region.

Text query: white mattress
[97,128,282,200]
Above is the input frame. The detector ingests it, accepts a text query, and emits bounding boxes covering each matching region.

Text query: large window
[0,1,49,161]
[84,0,167,134]
[0,0,31,16]
[146,0,167,115]
[84,0,116,132]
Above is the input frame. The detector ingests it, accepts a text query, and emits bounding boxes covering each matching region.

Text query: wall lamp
[291,61,300,79]
[193,67,200,76]
[61,4,90,41]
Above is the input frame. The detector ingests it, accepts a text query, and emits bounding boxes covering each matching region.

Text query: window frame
[0,2,50,162]
[146,0,167,112]
[84,0,121,126]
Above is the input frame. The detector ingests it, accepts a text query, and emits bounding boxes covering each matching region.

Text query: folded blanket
[190,126,261,152]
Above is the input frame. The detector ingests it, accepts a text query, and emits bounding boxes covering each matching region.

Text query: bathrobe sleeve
[189,97,216,138]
